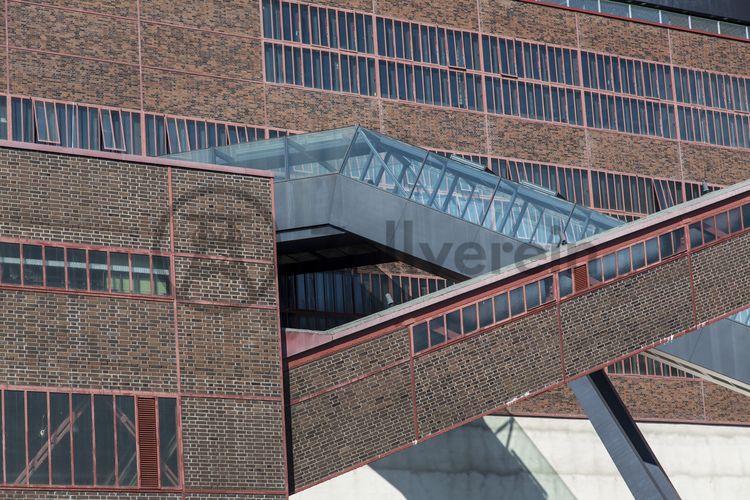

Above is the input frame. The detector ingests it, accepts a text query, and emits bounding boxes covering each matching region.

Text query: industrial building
[0,0,749,498]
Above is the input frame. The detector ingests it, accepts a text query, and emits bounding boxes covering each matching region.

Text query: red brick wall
[0,145,285,496]
[3,0,749,187]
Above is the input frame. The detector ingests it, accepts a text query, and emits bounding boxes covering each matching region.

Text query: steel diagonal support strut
[569,370,681,500]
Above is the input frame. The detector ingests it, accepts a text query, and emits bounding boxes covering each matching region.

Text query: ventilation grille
[573,264,588,292]
[137,397,160,488]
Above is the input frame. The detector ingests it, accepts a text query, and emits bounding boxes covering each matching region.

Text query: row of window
[0,390,178,488]
[0,242,171,296]
[377,19,481,71]
[412,276,554,352]
[262,0,750,149]
[581,51,672,101]
[262,0,375,54]
[265,42,377,97]
[380,61,483,110]
[583,91,676,139]
[539,0,750,40]
[280,270,451,330]
[678,106,750,149]
[675,68,750,114]
[607,352,694,378]
[689,204,750,249]
[5,96,289,157]
[486,77,583,125]
[412,200,750,354]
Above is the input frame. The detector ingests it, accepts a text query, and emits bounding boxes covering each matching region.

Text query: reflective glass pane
[158,398,180,487]
[115,396,137,486]
[132,254,151,294]
[631,243,646,270]
[509,286,525,316]
[66,248,87,290]
[5,391,26,484]
[413,322,428,352]
[22,244,43,286]
[72,394,94,485]
[50,392,72,485]
[411,153,447,206]
[45,246,65,288]
[94,395,115,486]
[153,256,171,296]
[28,391,49,485]
[494,292,509,321]
[110,253,130,293]
[462,304,478,333]
[429,316,446,347]
[478,298,493,327]
[288,128,353,179]
[446,310,461,340]
[89,250,108,291]
[558,269,573,297]
[0,242,21,285]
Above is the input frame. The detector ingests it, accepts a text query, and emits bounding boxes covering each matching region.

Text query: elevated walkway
[285,177,750,491]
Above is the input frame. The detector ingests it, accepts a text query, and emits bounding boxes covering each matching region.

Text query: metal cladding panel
[627,0,750,23]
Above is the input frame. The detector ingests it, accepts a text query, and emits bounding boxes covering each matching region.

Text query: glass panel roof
[166,125,619,249]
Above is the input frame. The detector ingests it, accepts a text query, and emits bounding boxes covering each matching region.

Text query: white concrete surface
[292,416,750,499]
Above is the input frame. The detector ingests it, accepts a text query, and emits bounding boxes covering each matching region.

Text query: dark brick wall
[178,305,281,397]
[691,231,750,323]
[291,363,413,488]
[171,168,274,260]
[289,328,410,401]
[0,146,284,495]
[0,147,169,250]
[175,257,276,306]
[181,397,286,491]
[0,290,176,392]
[560,257,694,376]
[414,308,562,437]
[4,0,750,185]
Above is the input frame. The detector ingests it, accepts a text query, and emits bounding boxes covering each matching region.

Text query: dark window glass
[743,203,750,229]
[689,222,703,248]
[525,281,540,309]
[646,237,659,264]
[413,322,428,352]
[72,394,94,485]
[478,298,493,328]
[429,316,446,347]
[110,252,130,293]
[94,395,115,486]
[44,247,65,288]
[602,253,617,281]
[446,310,461,340]
[702,217,716,244]
[631,243,646,270]
[462,304,478,333]
[89,250,108,291]
[5,390,26,484]
[617,248,631,276]
[28,391,50,484]
[558,269,573,297]
[132,254,151,294]
[115,396,137,486]
[22,244,43,286]
[50,392,72,485]
[509,286,525,316]
[66,248,87,290]
[0,242,21,285]
[540,276,554,303]
[729,207,742,233]
[494,293,509,321]
[716,212,729,238]
[588,258,602,284]
[153,256,171,296]
[672,228,686,253]
[158,398,180,487]
[658,232,674,259]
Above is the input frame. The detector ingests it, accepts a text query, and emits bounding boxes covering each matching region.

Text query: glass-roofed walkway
[168,126,617,250]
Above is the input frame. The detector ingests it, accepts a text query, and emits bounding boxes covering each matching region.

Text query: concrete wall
[292,416,750,500]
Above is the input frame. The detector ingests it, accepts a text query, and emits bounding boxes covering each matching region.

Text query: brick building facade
[0,0,749,497]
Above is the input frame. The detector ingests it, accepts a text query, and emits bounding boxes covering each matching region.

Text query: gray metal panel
[653,319,750,388]
[624,0,750,23]
[275,174,544,277]
[570,371,681,500]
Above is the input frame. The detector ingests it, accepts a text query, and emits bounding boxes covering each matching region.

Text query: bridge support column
[569,370,681,500]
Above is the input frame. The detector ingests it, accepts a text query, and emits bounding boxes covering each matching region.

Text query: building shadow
[370,416,576,500]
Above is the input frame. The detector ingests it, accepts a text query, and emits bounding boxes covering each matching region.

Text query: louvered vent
[573,264,588,292]
[137,397,160,488]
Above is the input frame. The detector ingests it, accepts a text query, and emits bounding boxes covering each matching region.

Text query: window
[33,100,60,144]
[0,389,179,488]
[0,242,21,285]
